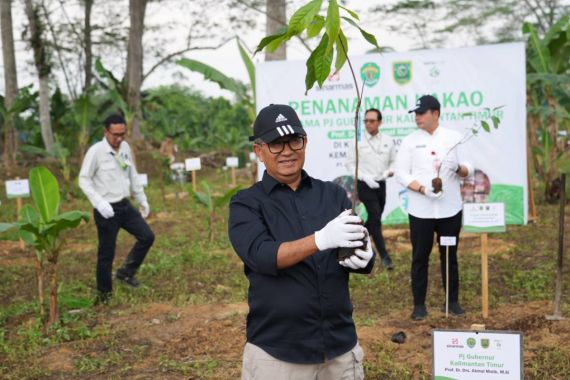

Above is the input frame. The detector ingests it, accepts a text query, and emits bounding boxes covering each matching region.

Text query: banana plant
[176,37,257,120]
[189,181,241,242]
[524,16,570,202]
[0,167,89,327]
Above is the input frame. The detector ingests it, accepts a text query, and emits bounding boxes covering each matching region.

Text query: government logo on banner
[393,61,412,85]
[360,62,380,87]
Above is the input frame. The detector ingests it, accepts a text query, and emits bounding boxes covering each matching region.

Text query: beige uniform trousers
[241,342,365,380]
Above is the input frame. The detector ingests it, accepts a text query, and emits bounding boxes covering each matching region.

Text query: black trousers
[357,180,389,258]
[408,211,462,306]
[94,199,155,293]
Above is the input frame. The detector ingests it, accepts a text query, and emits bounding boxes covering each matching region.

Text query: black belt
[110,198,129,206]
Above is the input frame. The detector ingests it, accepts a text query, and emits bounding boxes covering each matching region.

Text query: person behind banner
[346,108,396,270]
[229,104,374,380]
[394,95,473,321]
[79,114,155,305]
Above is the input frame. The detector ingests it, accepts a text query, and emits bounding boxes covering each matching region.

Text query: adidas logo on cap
[275,114,288,123]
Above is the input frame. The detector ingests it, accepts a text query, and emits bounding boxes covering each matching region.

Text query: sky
[2,0,565,100]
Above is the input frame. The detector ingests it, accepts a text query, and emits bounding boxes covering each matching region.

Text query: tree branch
[142,37,234,82]
[233,0,313,52]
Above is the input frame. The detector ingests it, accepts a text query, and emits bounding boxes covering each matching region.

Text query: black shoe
[94,291,112,306]
[442,302,466,317]
[116,270,140,288]
[411,305,428,321]
[381,254,394,270]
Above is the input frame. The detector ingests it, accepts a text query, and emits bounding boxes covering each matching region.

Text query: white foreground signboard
[463,203,506,233]
[256,43,527,225]
[433,330,523,380]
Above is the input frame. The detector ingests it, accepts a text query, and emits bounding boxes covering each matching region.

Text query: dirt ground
[31,298,570,379]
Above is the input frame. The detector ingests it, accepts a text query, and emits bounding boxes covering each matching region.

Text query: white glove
[382,170,394,179]
[339,232,374,269]
[423,187,444,200]
[140,201,150,218]
[314,209,366,251]
[96,201,115,219]
[358,174,379,189]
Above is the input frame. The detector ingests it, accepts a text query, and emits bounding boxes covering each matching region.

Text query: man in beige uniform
[79,114,154,304]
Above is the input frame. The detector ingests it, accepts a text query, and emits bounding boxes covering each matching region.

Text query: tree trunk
[1,0,19,171]
[35,257,45,321]
[83,0,93,91]
[265,0,286,61]
[126,0,147,141]
[47,261,59,327]
[24,0,54,153]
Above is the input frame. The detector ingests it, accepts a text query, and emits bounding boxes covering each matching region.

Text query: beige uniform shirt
[79,138,146,208]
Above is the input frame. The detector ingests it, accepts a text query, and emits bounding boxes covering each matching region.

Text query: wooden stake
[231,167,236,187]
[481,233,489,319]
[191,170,197,192]
[547,173,565,320]
[527,144,538,222]
[15,176,24,249]
[16,196,24,249]
[445,245,449,318]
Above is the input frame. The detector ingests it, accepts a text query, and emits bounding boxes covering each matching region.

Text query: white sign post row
[5,178,30,249]
[463,203,506,319]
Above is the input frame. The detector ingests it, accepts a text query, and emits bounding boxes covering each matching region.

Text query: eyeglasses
[364,119,379,123]
[261,136,306,154]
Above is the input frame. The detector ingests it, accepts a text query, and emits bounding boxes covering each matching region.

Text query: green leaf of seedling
[341,17,379,49]
[314,35,334,87]
[339,5,359,20]
[325,0,340,53]
[255,31,287,55]
[492,105,505,112]
[305,33,329,93]
[288,0,323,35]
[335,29,348,71]
[481,120,491,132]
[491,116,501,129]
[471,128,478,135]
[462,112,473,117]
[307,15,325,38]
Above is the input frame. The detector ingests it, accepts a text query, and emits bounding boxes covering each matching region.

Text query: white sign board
[433,329,523,380]
[138,174,148,187]
[256,43,527,225]
[440,236,457,246]
[6,179,30,199]
[226,157,239,168]
[463,203,506,233]
[185,158,201,171]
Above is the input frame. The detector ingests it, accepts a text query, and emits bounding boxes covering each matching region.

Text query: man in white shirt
[79,114,154,304]
[394,95,472,320]
[346,109,396,270]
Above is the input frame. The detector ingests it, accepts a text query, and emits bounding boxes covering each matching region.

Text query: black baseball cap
[249,104,307,143]
[408,95,441,113]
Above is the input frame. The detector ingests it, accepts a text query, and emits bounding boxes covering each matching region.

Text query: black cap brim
[249,124,306,143]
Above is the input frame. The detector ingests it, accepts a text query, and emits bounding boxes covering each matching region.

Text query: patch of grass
[158,355,220,377]
[528,346,570,378]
